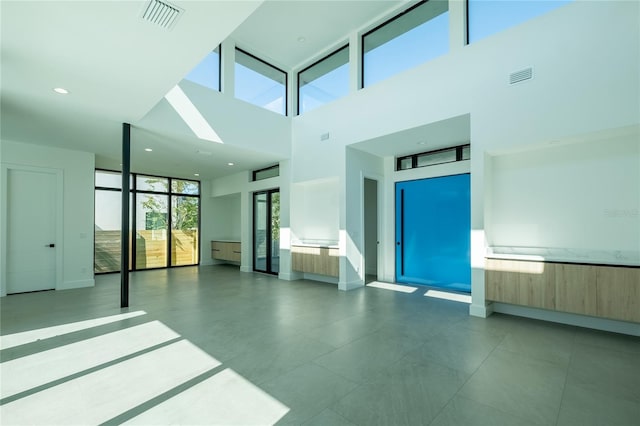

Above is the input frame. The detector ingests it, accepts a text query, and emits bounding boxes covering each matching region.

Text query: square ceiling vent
[140,0,184,30]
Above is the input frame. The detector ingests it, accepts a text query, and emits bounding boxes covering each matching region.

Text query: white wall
[138,42,292,162]
[207,168,284,273]
[290,177,340,244]
[488,130,640,256]
[288,1,639,321]
[200,181,242,266]
[341,148,385,289]
[1,140,95,295]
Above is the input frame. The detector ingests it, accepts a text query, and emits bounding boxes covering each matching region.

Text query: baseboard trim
[492,302,640,336]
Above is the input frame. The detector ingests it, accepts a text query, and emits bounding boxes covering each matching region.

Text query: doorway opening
[253,189,280,275]
[364,178,378,283]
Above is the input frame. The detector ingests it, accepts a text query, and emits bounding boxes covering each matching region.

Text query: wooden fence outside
[95,230,198,273]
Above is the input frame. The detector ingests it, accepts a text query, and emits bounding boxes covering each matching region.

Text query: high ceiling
[0,0,414,180]
[232,0,401,70]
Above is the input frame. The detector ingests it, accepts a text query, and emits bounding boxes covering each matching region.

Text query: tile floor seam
[433,331,507,423]
[553,331,578,426]
[309,359,364,388]
[3,267,639,426]
[493,344,572,370]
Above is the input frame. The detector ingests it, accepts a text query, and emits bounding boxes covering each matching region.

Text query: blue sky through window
[235,63,286,115]
[299,62,349,113]
[299,46,350,114]
[180,1,574,116]
[363,3,449,88]
[468,0,573,43]
[235,49,286,115]
[184,47,220,91]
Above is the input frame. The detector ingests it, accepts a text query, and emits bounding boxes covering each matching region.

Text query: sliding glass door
[253,189,280,274]
[94,170,200,273]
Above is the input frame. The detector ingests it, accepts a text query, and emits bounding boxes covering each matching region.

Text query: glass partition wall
[94,170,200,273]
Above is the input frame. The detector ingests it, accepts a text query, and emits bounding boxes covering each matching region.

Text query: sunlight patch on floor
[0,310,147,350]
[125,368,290,425]
[1,320,179,399]
[424,289,472,304]
[0,340,221,425]
[366,281,418,293]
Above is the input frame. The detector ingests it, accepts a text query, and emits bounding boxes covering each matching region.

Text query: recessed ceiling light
[144,148,153,152]
[228,162,234,166]
[417,141,427,145]
[53,87,69,94]
[297,36,306,43]
[194,173,200,177]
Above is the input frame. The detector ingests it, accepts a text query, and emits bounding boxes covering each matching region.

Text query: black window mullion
[167,178,173,268]
[265,192,271,273]
[96,171,201,273]
[131,173,137,272]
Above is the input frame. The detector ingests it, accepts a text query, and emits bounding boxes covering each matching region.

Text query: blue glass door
[395,174,471,292]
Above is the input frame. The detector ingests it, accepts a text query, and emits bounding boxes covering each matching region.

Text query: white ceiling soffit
[125,127,285,181]
[0,0,263,178]
[231,0,403,70]
[350,114,471,158]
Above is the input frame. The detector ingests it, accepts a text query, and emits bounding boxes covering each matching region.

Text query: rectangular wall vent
[141,0,183,30]
[510,67,533,84]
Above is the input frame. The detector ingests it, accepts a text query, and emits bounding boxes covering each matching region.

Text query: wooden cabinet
[596,266,640,323]
[485,259,554,309]
[555,263,597,316]
[485,258,639,323]
[211,241,241,262]
[291,245,339,277]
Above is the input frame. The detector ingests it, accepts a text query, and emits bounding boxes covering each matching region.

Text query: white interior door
[7,168,58,294]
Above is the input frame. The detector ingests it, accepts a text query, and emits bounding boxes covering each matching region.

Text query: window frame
[235,47,288,116]
[396,144,471,171]
[360,0,447,89]
[184,44,222,92]
[466,0,573,45]
[252,164,280,182]
[94,169,201,274]
[297,44,350,115]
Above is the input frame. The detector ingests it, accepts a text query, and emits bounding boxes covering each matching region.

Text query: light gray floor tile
[1,266,638,425]
[455,312,525,337]
[567,343,640,403]
[404,324,504,374]
[574,328,640,355]
[332,359,468,426]
[260,363,359,425]
[223,334,335,385]
[430,395,541,426]
[303,408,356,426]
[497,321,577,367]
[458,349,567,425]
[304,313,386,349]
[557,383,640,426]
[312,327,423,383]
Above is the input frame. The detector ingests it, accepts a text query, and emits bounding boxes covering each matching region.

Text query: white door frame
[1,163,64,297]
[360,172,384,282]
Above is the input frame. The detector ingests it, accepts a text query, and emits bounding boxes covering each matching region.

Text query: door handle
[45,243,55,248]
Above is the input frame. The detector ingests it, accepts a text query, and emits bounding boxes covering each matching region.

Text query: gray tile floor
[1,265,639,425]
